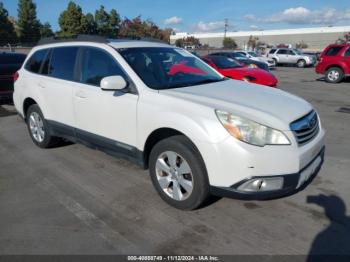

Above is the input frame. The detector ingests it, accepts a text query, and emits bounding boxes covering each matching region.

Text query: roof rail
[37,35,108,45]
[37,34,169,46]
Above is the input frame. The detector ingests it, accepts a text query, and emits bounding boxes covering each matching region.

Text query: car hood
[160,79,313,131]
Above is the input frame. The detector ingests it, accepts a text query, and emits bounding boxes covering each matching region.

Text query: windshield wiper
[191,78,227,86]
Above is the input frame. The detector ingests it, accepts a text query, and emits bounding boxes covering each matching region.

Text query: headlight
[215,110,291,146]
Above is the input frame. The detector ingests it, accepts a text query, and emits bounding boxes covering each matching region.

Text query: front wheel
[325,67,344,83]
[297,59,306,68]
[149,135,210,210]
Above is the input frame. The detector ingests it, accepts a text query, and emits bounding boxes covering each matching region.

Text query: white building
[170,26,350,50]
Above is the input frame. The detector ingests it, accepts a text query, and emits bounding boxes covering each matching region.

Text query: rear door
[39,46,79,129]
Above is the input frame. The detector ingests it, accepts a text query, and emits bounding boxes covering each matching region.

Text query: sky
[2,0,350,33]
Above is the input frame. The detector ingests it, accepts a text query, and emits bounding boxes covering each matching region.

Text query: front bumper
[210,146,325,200]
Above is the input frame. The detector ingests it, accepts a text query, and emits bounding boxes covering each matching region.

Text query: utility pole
[224,18,228,38]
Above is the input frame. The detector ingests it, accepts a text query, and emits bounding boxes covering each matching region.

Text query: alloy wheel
[155,151,194,201]
[29,112,45,143]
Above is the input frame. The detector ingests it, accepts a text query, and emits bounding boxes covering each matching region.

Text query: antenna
[224,18,228,38]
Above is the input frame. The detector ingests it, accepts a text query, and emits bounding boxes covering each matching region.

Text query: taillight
[13,72,19,82]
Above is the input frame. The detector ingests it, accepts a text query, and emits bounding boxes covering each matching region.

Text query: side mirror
[100,75,127,91]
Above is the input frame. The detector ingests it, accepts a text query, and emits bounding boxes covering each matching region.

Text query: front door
[73,47,138,152]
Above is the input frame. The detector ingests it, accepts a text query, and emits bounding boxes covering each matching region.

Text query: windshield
[248,52,258,57]
[293,49,303,55]
[118,47,224,90]
[209,56,242,69]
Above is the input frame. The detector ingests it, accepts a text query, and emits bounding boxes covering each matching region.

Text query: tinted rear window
[48,47,78,81]
[0,54,26,65]
[25,49,48,73]
[325,46,343,56]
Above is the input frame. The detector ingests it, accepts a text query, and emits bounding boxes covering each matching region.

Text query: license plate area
[297,156,322,189]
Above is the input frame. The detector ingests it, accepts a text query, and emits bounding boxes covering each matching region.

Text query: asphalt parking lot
[0,67,350,256]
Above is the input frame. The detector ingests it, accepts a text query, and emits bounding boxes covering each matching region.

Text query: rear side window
[325,46,343,56]
[277,49,287,54]
[80,47,127,86]
[25,49,48,73]
[48,47,79,81]
[269,49,276,54]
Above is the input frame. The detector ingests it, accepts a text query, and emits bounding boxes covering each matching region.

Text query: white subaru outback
[13,36,325,210]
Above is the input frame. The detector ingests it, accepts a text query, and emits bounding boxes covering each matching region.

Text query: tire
[297,59,306,68]
[149,135,210,210]
[272,58,278,66]
[325,67,344,83]
[26,104,61,148]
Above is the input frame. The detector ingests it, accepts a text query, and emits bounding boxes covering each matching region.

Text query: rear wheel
[149,135,210,210]
[26,104,61,148]
[325,67,344,83]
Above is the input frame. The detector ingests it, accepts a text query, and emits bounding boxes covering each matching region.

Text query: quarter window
[48,47,79,81]
[25,49,48,73]
[80,48,127,86]
[325,47,343,56]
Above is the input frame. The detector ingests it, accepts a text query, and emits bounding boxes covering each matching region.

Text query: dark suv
[0,52,27,104]
[316,44,350,83]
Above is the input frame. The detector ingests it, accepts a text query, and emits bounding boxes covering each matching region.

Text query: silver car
[268,48,316,68]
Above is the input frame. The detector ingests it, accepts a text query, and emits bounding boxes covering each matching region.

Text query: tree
[17,0,41,43]
[0,2,17,44]
[81,13,97,34]
[39,22,54,37]
[109,9,121,36]
[119,16,172,42]
[222,37,237,49]
[58,1,85,37]
[175,36,200,48]
[296,41,308,49]
[95,5,110,36]
[336,32,350,44]
[247,35,259,50]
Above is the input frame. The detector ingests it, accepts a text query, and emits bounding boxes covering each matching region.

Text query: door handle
[76,91,87,99]
[38,82,46,88]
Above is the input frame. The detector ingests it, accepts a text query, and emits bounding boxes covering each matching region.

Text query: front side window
[325,47,343,56]
[344,48,350,57]
[48,47,79,81]
[118,47,224,90]
[80,47,127,86]
[25,49,48,73]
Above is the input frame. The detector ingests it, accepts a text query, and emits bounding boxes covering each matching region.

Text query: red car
[202,55,278,87]
[316,44,350,83]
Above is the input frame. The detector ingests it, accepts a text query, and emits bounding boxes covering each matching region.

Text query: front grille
[290,111,319,146]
